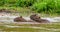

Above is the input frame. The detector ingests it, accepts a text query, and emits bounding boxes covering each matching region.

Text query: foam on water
[0,15,19,24]
[23,17,30,20]
[42,17,60,22]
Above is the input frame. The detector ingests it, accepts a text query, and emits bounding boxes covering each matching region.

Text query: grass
[0,6,60,17]
[0,6,35,16]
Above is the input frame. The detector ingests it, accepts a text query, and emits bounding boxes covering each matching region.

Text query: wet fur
[30,14,50,23]
[14,16,27,22]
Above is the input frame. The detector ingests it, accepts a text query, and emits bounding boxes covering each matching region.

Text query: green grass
[0,6,60,17]
[0,0,60,15]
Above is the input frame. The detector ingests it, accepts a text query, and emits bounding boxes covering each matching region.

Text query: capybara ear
[39,17,41,18]
[20,16,22,18]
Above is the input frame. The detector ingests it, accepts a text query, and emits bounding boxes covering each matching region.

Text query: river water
[0,12,60,24]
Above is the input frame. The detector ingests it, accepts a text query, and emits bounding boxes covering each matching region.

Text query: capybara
[30,14,41,21]
[30,14,50,23]
[35,19,50,23]
[14,16,27,22]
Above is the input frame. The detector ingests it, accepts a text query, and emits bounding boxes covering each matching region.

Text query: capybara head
[30,14,41,21]
[14,16,27,22]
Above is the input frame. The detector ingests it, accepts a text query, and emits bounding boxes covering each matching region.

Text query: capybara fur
[30,14,50,23]
[30,14,41,21]
[14,16,27,22]
[35,19,50,23]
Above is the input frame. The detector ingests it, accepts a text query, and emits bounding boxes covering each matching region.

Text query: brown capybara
[35,19,50,23]
[30,14,50,23]
[30,14,41,21]
[14,16,27,22]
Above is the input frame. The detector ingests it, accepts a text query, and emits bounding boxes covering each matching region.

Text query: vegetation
[31,0,60,14]
[0,0,60,32]
[0,0,60,15]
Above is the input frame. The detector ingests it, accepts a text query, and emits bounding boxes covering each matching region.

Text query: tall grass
[31,0,60,14]
[0,0,60,14]
[0,0,36,7]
